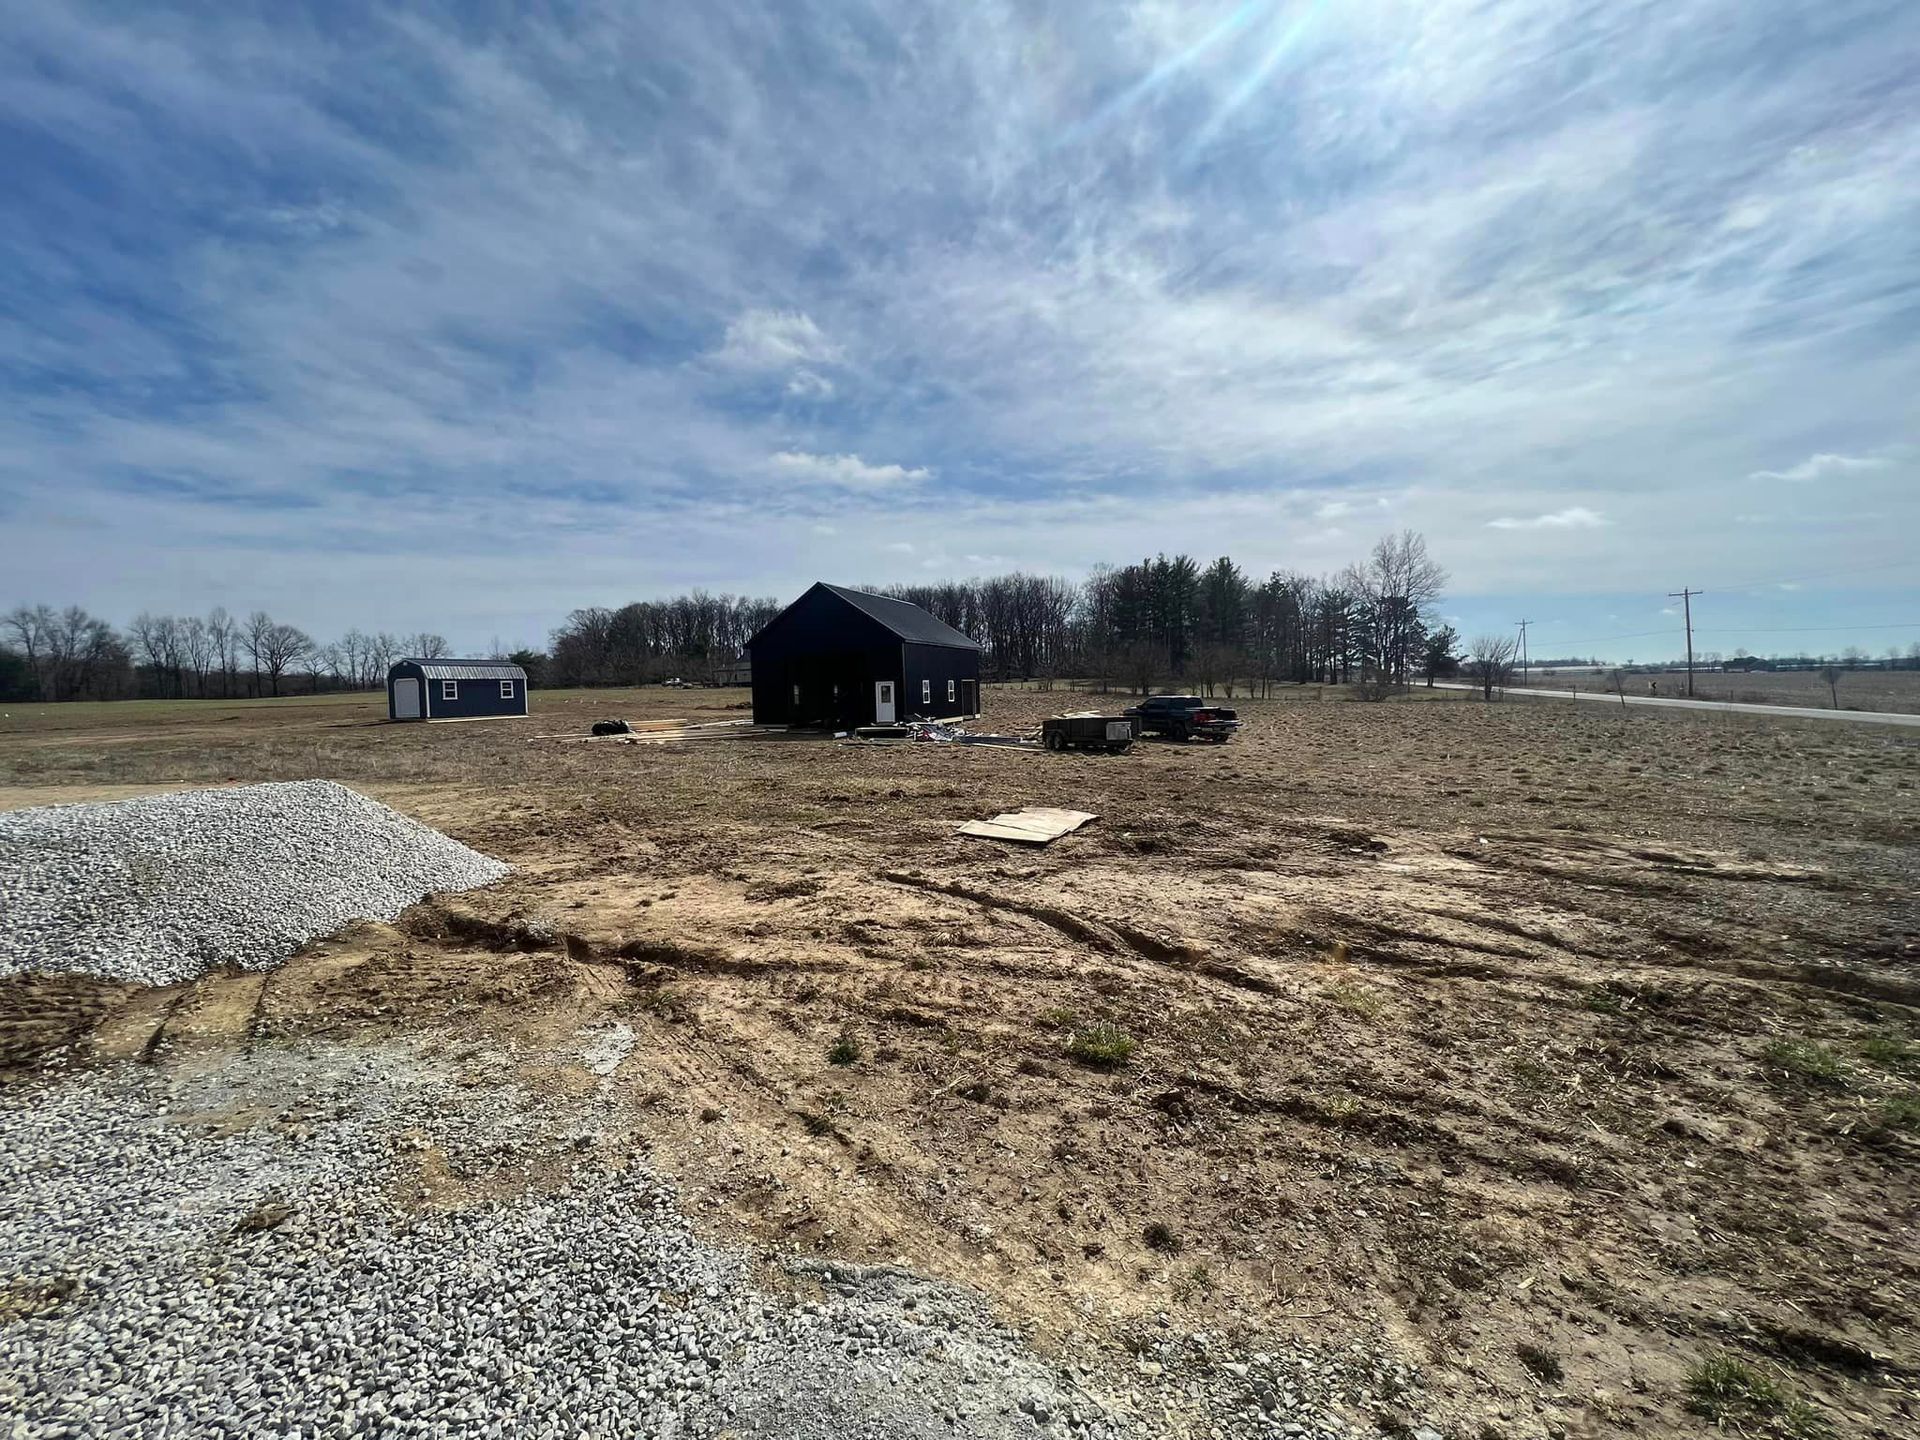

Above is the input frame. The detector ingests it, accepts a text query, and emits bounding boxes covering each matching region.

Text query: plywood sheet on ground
[956,806,1098,844]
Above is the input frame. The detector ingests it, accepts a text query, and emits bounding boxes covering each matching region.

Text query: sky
[1,0,1916,662]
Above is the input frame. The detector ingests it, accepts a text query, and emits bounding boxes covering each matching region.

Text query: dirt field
[1514,669,1920,715]
[4,685,1918,1438]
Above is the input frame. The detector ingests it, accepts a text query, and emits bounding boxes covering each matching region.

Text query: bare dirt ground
[4,685,1918,1438]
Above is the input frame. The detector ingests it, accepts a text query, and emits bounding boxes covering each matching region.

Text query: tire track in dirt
[878,871,1296,1001]
[1165,1070,1614,1190]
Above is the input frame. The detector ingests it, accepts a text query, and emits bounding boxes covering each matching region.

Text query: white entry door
[874,680,897,723]
[393,678,422,719]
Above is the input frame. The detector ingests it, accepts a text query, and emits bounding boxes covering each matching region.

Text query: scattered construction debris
[845,720,1037,748]
[956,806,1099,844]
[541,719,788,746]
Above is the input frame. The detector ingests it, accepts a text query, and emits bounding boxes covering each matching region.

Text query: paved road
[1432,681,1920,728]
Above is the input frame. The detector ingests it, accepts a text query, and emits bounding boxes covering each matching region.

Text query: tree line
[5,531,1458,702]
[0,603,456,703]
[545,531,1459,695]
[872,531,1453,694]
[547,592,780,688]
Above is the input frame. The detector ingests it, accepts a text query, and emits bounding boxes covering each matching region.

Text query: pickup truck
[1123,694,1241,743]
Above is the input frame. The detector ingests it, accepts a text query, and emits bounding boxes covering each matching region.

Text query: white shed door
[874,680,897,724]
[393,678,422,720]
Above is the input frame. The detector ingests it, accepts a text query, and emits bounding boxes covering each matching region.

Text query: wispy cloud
[785,370,835,400]
[768,451,933,489]
[1747,452,1893,483]
[1487,507,1608,531]
[0,0,1913,647]
[1316,497,1389,520]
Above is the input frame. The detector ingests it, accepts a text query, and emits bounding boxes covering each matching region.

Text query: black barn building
[747,583,981,728]
[387,658,530,722]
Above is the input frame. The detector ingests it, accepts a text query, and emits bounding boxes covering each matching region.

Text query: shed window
[920,679,931,702]
[947,679,956,703]
[441,680,458,701]
[500,680,516,699]
[792,684,801,708]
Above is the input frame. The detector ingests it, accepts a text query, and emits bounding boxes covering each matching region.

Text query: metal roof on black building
[781,583,981,650]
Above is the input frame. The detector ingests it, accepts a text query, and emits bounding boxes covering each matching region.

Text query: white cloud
[1314,497,1389,520]
[711,310,839,372]
[767,451,933,489]
[1486,507,1607,531]
[785,369,835,400]
[1747,452,1893,483]
[0,0,1915,647]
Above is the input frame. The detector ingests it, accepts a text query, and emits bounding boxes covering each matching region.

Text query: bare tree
[407,632,451,660]
[17,606,132,700]
[129,613,186,697]
[1350,531,1449,687]
[296,638,330,694]
[243,612,312,697]
[319,642,348,689]
[1818,664,1843,709]
[243,611,274,697]
[181,616,214,696]
[206,608,236,698]
[3,605,53,698]
[1468,634,1519,700]
[269,624,314,696]
[368,632,400,686]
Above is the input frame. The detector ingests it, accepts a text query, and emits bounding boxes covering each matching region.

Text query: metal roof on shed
[399,659,528,681]
[815,584,983,650]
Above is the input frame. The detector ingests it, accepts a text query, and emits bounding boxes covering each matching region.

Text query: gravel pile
[0,1038,1461,1439]
[0,1043,1124,1440]
[0,781,511,985]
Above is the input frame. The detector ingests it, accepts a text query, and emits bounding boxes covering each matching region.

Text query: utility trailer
[1041,713,1135,753]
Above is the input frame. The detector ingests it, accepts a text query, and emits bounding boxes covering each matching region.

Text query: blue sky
[2,0,1915,660]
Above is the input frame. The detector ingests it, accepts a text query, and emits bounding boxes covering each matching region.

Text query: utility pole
[1668,588,1699,697]
[1515,619,1531,688]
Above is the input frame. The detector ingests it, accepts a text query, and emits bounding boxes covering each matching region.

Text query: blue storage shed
[387,658,530,723]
